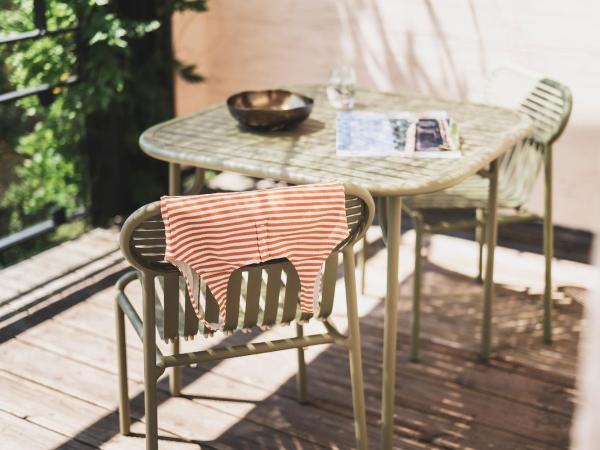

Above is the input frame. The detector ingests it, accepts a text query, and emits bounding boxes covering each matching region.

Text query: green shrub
[0,0,206,233]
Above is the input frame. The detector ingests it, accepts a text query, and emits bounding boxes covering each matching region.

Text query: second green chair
[364,66,572,362]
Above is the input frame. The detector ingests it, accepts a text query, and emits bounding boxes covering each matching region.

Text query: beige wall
[172,0,600,259]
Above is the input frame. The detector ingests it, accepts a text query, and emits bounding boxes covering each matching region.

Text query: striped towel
[160,181,349,329]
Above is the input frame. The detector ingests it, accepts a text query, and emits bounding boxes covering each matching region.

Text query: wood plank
[0,259,128,349]
[0,229,119,304]
[95,424,202,450]
[294,367,549,450]
[312,347,570,447]
[54,298,148,352]
[0,371,192,449]
[0,339,349,449]
[49,292,552,446]
[0,226,585,449]
[0,339,135,410]
[355,323,575,416]
[35,274,576,450]
[186,342,554,450]
[13,302,425,449]
[17,318,146,382]
[0,408,88,450]
[178,364,429,450]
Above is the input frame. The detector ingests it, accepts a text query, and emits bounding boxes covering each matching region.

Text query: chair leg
[359,236,368,295]
[169,340,182,396]
[295,324,308,404]
[543,219,553,344]
[342,247,369,450]
[142,273,159,450]
[475,208,486,284]
[480,160,499,362]
[410,214,424,362]
[168,162,183,397]
[115,297,130,435]
[543,145,553,344]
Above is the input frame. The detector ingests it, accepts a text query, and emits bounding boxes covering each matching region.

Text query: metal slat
[203,286,219,335]
[136,246,166,253]
[132,237,165,244]
[520,103,560,130]
[181,280,199,338]
[224,270,242,331]
[281,264,301,323]
[135,221,165,230]
[243,267,262,328]
[346,204,363,214]
[346,213,363,225]
[534,82,563,98]
[262,265,282,327]
[318,253,338,318]
[523,95,563,117]
[154,277,166,341]
[136,255,166,262]
[132,230,165,239]
[160,333,339,367]
[162,273,179,342]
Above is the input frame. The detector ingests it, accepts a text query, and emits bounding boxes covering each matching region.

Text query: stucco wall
[172,0,600,259]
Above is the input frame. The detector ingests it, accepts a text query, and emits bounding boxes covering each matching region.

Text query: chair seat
[404,173,524,211]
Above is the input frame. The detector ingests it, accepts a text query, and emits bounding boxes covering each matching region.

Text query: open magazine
[336,110,461,158]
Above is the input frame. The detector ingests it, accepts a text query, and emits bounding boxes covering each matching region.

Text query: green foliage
[0,0,206,233]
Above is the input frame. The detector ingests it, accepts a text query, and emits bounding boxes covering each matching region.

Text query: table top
[140,85,532,197]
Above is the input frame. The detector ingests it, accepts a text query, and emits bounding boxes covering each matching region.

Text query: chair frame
[115,178,374,450]
[361,74,572,363]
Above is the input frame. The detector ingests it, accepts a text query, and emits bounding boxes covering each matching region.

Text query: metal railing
[0,0,82,252]
[0,0,79,104]
[0,207,86,253]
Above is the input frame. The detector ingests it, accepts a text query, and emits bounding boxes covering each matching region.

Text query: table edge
[139,96,534,197]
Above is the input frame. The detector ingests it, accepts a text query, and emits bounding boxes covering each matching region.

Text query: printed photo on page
[336,110,461,158]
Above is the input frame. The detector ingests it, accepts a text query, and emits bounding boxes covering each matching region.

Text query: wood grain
[0,230,583,449]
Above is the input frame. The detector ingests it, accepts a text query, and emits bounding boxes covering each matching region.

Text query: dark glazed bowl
[226,89,314,131]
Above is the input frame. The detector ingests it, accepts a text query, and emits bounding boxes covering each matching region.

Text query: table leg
[168,162,181,196]
[543,144,553,344]
[481,159,499,362]
[381,196,401,450]
[168,162,182,395]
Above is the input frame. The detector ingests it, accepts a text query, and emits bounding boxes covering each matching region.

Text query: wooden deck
[0,227,589,449]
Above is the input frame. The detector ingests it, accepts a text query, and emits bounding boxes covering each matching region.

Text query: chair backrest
[120,183,374,341]
[483,66,572,207]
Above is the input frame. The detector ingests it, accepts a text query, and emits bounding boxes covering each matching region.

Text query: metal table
[140,85,532,449]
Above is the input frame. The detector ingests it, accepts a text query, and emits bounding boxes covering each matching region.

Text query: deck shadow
[48,249,581,449]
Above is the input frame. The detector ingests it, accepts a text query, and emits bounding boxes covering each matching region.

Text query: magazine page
[336,110,461,158]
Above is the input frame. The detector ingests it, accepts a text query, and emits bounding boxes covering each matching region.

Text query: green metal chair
[115,183,374,450]
[362,67,572,362]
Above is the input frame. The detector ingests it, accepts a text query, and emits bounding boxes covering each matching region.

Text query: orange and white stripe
[160,181,348,329]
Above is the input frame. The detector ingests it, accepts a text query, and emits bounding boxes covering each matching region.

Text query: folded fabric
[160,181,349,330]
